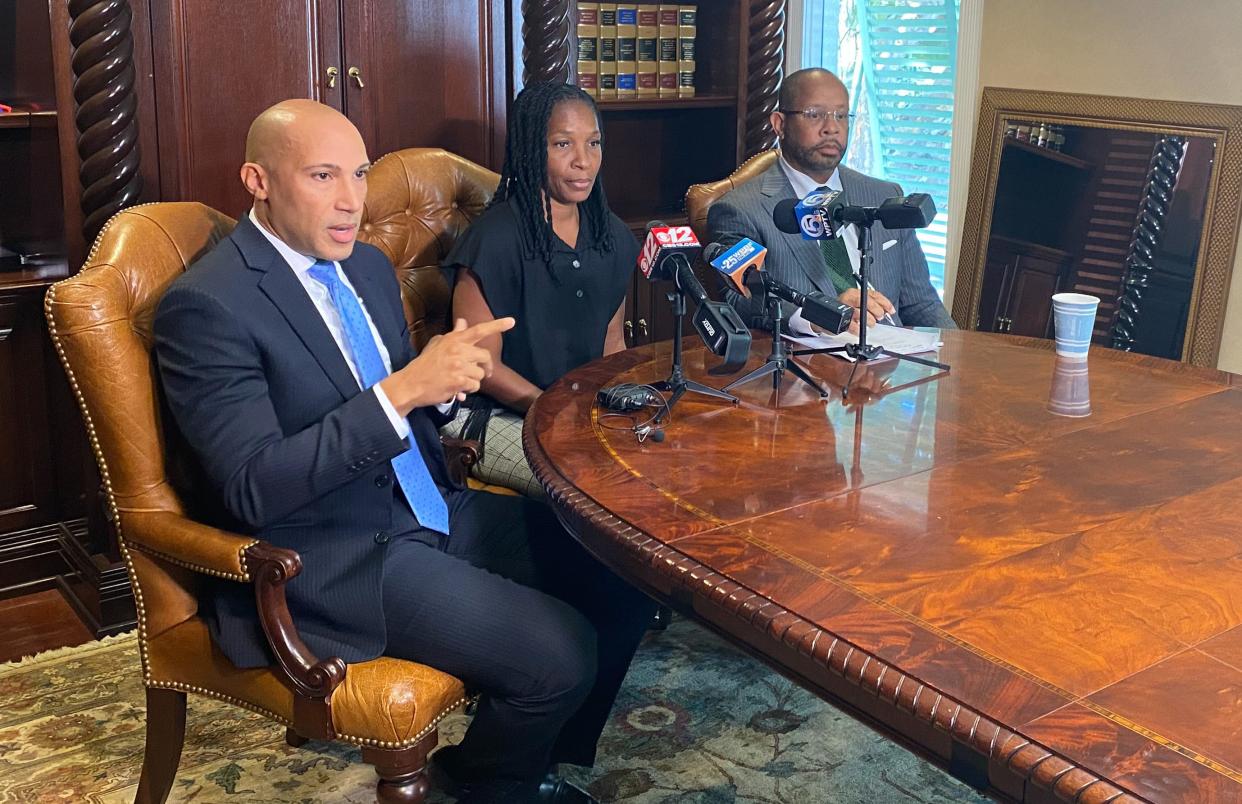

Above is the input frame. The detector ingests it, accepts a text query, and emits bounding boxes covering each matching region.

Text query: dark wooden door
[341,0,509,169]
[0,289,54,535]
[149,0,344,217]
[1008,253,1068,338]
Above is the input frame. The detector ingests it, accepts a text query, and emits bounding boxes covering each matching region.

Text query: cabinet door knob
[624,320,633,343]
[348,66,365,89]
[326,66,339,89]
[638,318,649,339]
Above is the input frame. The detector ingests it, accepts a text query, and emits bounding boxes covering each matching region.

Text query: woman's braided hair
[490,81,616,276]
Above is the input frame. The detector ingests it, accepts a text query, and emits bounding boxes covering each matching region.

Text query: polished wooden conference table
[524,330,1242,804]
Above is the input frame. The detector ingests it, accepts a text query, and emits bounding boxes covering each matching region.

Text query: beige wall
[946,0,1242,370]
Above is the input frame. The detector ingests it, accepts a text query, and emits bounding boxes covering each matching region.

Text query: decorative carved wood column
[522,0,575,84]
[745,0,786,157]
[1110,135,1187,351]
[68,0,143,246]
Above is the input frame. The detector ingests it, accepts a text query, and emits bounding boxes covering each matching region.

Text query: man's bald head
[240,99,371,261]
[244,99,356,165]
[778,68,848,112]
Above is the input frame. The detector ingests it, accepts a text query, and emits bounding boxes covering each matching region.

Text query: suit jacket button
[374,530,390,544]
[374,473,391,488]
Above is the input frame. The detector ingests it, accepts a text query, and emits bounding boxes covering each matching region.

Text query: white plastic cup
[1051,293,1100,360]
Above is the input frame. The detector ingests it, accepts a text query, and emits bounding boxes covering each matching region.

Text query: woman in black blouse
[444,81,638,496]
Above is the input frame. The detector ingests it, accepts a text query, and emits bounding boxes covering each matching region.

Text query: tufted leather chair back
[684,149,779,243]
[45,203,239,645]
[359,148,500,349]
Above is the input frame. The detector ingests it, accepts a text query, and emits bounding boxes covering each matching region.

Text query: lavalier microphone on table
[596,383,670,444]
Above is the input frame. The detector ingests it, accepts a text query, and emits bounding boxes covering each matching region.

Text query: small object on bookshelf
[577,3,600,97]
[616,4,638,99]
[677,4,696,98]
[1005,121,1018,139]
[599,3,618,99]
[636,4,659,98]
[1036,121,1049,148]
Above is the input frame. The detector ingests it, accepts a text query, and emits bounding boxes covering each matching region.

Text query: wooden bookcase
[522,0,786,346]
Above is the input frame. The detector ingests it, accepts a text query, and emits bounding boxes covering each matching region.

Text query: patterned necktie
[813,186,858,294]
[308,260,450,535]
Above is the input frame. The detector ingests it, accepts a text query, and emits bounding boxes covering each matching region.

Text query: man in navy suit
[154,99,652,803]
[708,68,956,332]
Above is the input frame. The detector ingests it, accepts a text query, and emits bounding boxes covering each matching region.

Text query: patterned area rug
[0,618,989,803]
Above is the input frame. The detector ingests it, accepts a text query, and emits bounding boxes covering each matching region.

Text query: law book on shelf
[598,3,618,99]
[677,4,696,98]
[616,3,638,98]
[657,4,679,98]
[577,3,601,97]
[636,4,659,98]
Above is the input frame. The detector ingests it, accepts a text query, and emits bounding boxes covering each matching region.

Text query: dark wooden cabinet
[0,290,55,536]
[149,0,511,218]
[979,236,1072,337]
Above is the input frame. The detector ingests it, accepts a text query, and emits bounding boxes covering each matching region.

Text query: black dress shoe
[537,773,597,803]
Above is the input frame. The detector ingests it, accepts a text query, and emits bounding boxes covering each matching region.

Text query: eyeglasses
[779,109,855,125]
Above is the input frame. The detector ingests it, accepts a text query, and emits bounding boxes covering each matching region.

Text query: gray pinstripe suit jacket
[705,161,956,329]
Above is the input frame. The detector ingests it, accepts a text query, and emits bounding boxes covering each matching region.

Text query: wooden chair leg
[362,731,437,804]
[285,727,309,747]
[134,687,187,804]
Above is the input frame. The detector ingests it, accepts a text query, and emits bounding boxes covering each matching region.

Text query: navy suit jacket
[154,217,459,668]
[706,161,956,329]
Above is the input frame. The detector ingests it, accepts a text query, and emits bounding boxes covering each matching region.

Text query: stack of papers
[784,324,943,360]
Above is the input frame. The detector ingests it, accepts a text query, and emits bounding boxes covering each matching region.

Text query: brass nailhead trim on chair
[145,680,467,749]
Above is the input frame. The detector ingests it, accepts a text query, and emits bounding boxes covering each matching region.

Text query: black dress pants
[381,488,656,783]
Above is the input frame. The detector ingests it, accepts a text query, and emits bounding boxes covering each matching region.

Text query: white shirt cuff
[373,385,411,439]
[787,307,816,336]
[436,401,455,416]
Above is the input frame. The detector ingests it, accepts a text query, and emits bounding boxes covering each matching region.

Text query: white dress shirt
[249,209,412,439]
[777,155,863,336]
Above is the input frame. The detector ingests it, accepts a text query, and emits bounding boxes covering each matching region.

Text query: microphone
[779,284,854,335]
[774,192,938,237]
[637,222,751,373]
[705,237,767,297]
[638,221,702,282]
[706,236,851,334]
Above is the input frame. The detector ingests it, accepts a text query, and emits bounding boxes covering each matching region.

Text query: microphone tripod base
[650,378,738,423]
[722,356,828,400]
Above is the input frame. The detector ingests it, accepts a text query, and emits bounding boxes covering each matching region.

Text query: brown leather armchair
[42,147,504,804]
[684,149,778,243]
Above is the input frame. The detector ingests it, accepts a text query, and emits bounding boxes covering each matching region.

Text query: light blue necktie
[308,260,450,535]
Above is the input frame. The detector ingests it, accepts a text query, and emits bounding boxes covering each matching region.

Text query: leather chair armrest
[123,510,260,581]
[123,510,346,738]
[440,436,481,487]
[244,542,347,739]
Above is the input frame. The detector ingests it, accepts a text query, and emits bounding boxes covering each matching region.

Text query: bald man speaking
[153,100,652,803]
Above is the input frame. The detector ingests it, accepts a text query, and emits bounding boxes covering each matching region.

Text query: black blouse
[445,197,638,390]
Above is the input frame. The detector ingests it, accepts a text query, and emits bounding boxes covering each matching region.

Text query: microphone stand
[792,216,950,398]
[651,258,739,422]
[722,275,828,401]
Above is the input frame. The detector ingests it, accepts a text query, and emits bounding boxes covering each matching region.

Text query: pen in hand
[854,273,897,326]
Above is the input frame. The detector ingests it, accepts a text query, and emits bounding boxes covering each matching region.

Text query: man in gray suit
[707,67,956,331]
